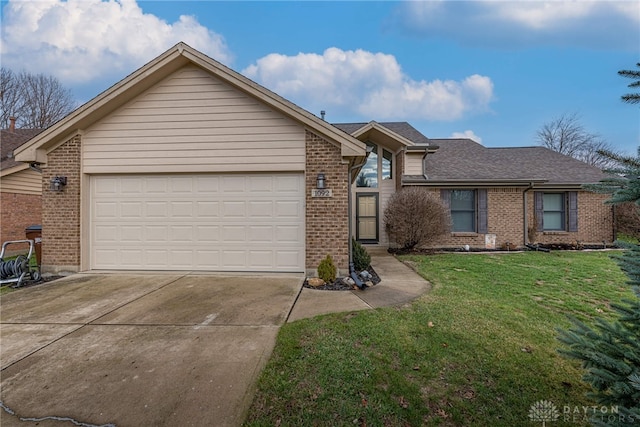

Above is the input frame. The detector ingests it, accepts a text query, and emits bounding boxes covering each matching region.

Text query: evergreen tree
[558,151,640,425]
[557,68,640,426]
[618,63,640,105]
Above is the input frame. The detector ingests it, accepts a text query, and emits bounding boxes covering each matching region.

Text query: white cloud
[0,0,232,85]
[394,1,639,50]
[450,130,482,144]
[243,48,494,121]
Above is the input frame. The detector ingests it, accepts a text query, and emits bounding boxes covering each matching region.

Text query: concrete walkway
[288,249,431,322]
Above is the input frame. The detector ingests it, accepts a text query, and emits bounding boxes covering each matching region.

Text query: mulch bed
[303,266,381,291]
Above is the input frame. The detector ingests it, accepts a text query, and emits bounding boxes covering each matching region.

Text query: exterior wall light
[49,176,67,192]
[316,173,326,189]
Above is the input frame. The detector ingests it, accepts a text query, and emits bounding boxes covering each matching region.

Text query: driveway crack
[1,401,116,427]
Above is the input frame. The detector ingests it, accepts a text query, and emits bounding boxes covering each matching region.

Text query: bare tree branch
[536,112,620,168]
[0,67,76,129]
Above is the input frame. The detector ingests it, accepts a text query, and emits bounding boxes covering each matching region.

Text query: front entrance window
[356,143,378,188]
[382,149,392,180]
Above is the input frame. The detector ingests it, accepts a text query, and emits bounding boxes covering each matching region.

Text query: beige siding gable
[404,152,424,176]
[0,168,42,195]
[83,65,305,173]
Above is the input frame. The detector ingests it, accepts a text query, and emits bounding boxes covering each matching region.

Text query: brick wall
[305,131,349,273]
[416,187,613,249]
[0,192,42,254]
[527,190,614,246]
[41,135,82,273]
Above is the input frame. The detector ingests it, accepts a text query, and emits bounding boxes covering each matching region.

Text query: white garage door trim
[90,173,305,272]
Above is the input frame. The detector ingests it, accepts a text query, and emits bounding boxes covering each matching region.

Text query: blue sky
[1,0,639,154]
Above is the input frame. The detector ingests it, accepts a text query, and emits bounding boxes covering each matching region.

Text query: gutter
[347,148,373,290]
[523,182,535,246]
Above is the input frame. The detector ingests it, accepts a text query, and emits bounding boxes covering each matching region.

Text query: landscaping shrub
[383,187,451,250]
[317,254,337,283]
[351,238,371,271]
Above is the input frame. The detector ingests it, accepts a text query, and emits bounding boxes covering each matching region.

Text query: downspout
[348,149,372,290]
[523,182,534,246]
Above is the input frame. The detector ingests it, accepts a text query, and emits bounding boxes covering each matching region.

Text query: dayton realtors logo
[529,400,560,426]
[529,400,637,425]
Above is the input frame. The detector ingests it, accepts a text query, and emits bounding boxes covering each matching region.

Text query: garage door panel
[170,202,193,217]
[120,226,143,242]
[197,201,219,217]
[277,251,303,269]
[146,202,168,217]
[95,202,117,218]
[249,226,273,243]
[91,174,304,271]
[121,250,143,267]
[196,226,219,242]
[276,200,302,218]
[222,201,246,217]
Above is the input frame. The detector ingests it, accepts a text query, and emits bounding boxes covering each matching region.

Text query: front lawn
[244,251,634,426]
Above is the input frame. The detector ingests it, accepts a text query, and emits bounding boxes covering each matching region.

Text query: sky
[1,0,639,154]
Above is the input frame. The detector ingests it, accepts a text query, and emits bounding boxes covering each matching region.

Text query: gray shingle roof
[333,122,430,145]
[1,129,42,171]
[423,139,606,185]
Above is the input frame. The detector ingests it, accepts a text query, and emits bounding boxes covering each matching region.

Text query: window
[441,189,488,233]
[534,191,578,232]
[382,149,393,180]
[542,193,565,230]
[356,143,378,188]
[451,190,476,232]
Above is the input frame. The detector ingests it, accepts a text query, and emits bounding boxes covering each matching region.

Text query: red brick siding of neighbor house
[41,135,82,273]
[424,187,613,249]
[0,192,42,252]
[305,130,349,273]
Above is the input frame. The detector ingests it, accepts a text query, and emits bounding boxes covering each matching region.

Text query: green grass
[244,251,634,426]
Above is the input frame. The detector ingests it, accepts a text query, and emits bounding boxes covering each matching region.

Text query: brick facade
[419,187,613,249]
[526,190,614,246]
[0,192,42,254]
[305,131,349,273]
[41,135,82,273]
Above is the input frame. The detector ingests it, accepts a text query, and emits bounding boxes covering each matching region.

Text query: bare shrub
[384,187,451,250]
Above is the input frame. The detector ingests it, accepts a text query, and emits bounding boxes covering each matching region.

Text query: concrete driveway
[0,272,303,427]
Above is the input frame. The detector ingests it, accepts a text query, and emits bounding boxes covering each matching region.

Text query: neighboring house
[0,120,42,251]
[13,43,612,275]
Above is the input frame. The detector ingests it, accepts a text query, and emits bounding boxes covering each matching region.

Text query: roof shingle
[423,139,606,185]
[1,129,42,171]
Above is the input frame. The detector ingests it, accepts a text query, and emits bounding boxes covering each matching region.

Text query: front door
[357,194,378,242]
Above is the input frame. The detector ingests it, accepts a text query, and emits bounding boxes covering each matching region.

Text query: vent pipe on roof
[320,110,326,121]
[9,116,15,132]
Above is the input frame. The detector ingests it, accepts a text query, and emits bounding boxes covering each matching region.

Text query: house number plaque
[311,189,333,198]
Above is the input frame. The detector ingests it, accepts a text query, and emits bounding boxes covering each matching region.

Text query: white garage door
[91,174,305,272]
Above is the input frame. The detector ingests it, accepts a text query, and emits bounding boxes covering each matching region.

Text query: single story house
[337,125,613,250]
[14,43,613,275]
[1,120,42,250]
